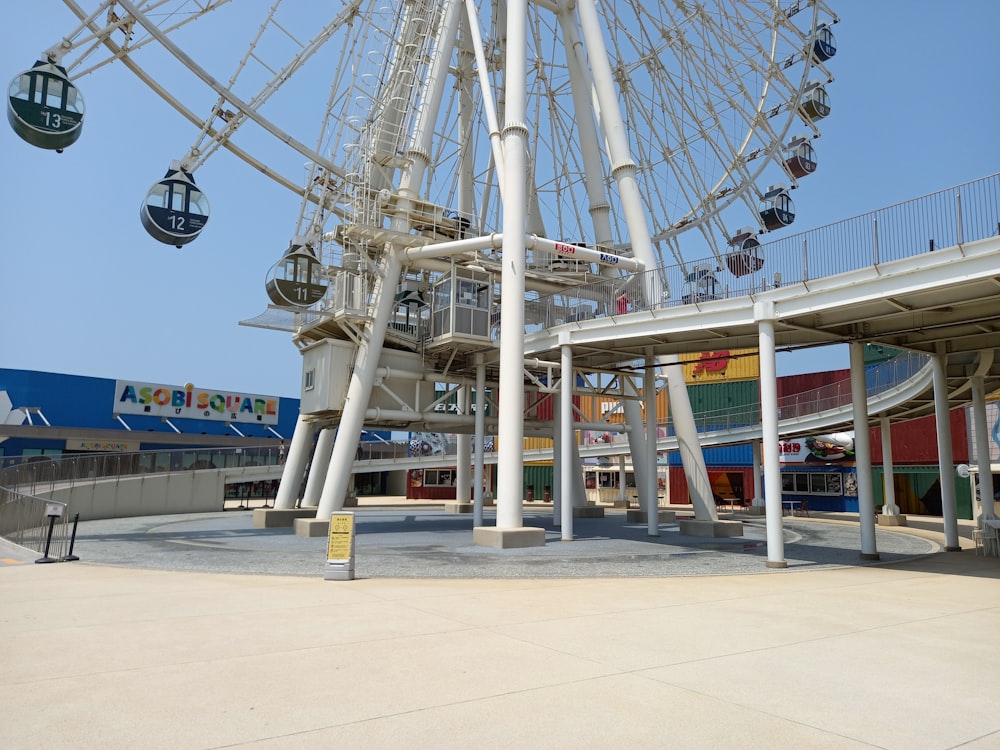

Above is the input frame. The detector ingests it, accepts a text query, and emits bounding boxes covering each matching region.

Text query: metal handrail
[530,173,1000,323]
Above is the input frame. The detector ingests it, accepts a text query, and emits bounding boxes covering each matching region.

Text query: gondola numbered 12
[140,164,210,247]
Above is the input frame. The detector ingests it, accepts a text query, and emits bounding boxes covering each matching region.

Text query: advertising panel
[114,380,280,425]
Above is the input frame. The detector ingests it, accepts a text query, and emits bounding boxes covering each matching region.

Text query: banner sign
[66,439,141,452]
[779,432,855,464]
[114,380,280,425]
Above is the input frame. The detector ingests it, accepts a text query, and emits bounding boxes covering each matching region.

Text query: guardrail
[531,173,1000,324]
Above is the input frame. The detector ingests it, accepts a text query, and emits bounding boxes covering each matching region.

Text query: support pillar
[473,358,487,527]
[748,439,764,515]
[644,352,659,536]
[274,415,316,510]
[560,343,574,540]
[931,351,962,550]
[300,427,335,508]
[757,308,786,567]
[474,0,543,549]
[972,371,996,521]
[850,342,879,558]
[878,415,906,525]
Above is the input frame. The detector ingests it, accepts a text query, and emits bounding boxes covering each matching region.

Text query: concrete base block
[343,496,359,508]
[573,505,605,518]
[877,514,908,526]
[444,502,474,514]
[626,509,677,524]
[679,519,744,538]
[253,508,318,528]
[473,526,546,549]
[746,505,766,516]
[612,500,629,509]
[294,518,331,537]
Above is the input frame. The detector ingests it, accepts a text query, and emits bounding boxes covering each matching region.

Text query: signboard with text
[114,380,280,425]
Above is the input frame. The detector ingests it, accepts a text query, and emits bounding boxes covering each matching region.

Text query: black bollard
[62,513,81,562]
[35,514,60,564]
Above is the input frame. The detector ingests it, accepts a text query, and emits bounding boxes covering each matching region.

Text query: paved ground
[2,506,999,749]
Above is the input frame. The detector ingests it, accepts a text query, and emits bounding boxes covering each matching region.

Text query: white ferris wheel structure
[8,0,840,544]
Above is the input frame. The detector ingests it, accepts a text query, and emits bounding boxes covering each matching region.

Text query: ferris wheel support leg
[313,250,403,523]
[878,416,902,518]
[644,353,660,536]
[850,342,879,559]
[623,400,650,514]
[931,350,962,551]
[274,416,316,510]
[473,0,543,549]
[758,313,787,568]
[300,426,336,509]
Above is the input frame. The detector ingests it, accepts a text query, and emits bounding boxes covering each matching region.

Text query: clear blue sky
[1,1,997,397]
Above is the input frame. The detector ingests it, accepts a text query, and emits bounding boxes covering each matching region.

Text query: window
[781,471,842,496]
[304,368,315,391]
[423,469,455,486]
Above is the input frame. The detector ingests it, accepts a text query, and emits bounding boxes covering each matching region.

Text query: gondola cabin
[812,23,837,62]
[782,135,817,179]
[725,228,763,277]
[7,60,84,151]
[681,264,721,304]
[798,81,831,122]
[759,184,795,231]
[265,245,328,308]
[140,165,209,247]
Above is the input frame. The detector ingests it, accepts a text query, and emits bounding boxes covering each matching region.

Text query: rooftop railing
[531,173,1000,326]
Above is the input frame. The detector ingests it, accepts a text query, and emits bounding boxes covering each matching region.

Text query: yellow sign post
[324,512,356,581]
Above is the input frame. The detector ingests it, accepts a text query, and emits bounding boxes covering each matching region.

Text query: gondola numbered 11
[140,164,210,247]
[7,60,84,152]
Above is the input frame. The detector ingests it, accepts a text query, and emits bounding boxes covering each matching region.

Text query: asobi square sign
[115,380,280,425]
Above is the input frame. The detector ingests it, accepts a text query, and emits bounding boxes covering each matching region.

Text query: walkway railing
[530,173,1000,324]
[0,446,283,555]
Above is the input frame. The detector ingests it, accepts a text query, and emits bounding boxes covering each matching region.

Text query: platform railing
[532,173,1000,325]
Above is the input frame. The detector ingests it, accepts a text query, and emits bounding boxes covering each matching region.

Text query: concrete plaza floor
[2,505,999,749]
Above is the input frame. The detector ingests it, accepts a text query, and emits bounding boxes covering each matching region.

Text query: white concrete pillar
[879,415,899,515]
[274,415,316,510]
[849,342,879,559]
[971,372,996,521]
[300,427,335,508]
[494,0,529,531]
[931,352,962,550]
[757,311,786,567]
[560,343,574,539]
[751,440,763,507]
[473,358,486,527]
[552,390,562,527]
[456,385,471,503]
[644,353,659,536]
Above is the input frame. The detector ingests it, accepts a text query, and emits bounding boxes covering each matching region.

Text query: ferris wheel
[7,0,838,286]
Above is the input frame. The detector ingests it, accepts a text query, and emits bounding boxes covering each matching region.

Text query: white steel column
[757,309,785,567]
[552,391,562,526]
[931,352,962,550]
[274,415,316,510]
[456,385,471,503]
[751,440,764,509]
[849,342,879,559]
[661,355,715,521]
[560,343,574,539]
[618,455,627,507]
[473,357,486,527]
[879,416,900,516]
[972,373,996,520]
[300,426,335,508]
[644,353,659,536]
[494,0,531,532]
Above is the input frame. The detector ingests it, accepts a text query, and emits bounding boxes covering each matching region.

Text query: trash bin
[526,486,534,502]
